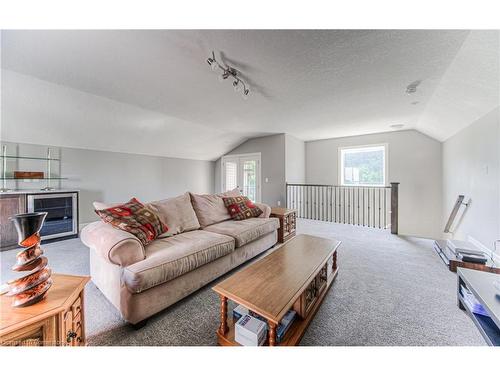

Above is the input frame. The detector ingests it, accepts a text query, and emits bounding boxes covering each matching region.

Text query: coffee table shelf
[213,234,340,346]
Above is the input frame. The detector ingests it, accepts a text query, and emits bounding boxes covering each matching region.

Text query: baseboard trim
[467,235,500,264]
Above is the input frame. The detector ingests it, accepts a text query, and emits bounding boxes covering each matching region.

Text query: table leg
[268,321,277,346]
[218,295,228,335]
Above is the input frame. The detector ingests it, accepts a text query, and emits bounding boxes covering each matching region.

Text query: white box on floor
[235,314,267,346]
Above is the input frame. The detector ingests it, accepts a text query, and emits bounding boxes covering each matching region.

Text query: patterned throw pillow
[222,196,263,221]
[95,197,168,245]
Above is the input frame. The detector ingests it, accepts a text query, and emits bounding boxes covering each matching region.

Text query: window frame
[338,143,388,187]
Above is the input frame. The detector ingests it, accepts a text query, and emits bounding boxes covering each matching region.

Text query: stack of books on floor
[460,285,490,317]
[233,305,297,346]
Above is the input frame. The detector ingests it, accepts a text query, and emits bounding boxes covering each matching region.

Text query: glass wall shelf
[0,177,67,180]
[0,155,60,161]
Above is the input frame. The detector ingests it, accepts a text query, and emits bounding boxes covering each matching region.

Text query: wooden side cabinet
[0,274,90,346]
[0,194,26,251]
[270,207,297,243]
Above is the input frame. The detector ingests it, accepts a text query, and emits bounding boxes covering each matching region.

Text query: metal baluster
[341,187,345,224]
[329,186,332,222]
[307,187,312,219]
[350,188,353,224]
[367,188,370,227]
[357,187,360,226]
[293,185,296,212]
[306,186,309,219]
[347,187,351,224]
[316,186,319,220]
[311,186,314,220]
[384,187,388,229]
[323,186,328,221]
[378,188,381,229]
[320,186,323,221]
[317,186,320,220]
[312,186,315,220]
[362,188,365,226]
[300,186,303,218]
[372,188,375,228]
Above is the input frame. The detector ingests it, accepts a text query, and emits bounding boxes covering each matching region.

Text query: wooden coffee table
[213,234,340,346]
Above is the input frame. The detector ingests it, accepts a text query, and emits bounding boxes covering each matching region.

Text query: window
[339,144,387,186]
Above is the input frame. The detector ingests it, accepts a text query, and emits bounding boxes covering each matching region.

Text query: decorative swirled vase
[7,212,52,307]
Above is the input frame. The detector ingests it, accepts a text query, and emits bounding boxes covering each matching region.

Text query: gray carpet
[0,219,485,346]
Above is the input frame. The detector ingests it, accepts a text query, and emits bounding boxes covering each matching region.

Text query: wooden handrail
[286,183,392,188]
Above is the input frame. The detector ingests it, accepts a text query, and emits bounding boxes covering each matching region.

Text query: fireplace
[27,192,78,241]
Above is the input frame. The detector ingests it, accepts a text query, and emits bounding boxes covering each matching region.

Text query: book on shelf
[235,314,267,346]
[233,305,297,343]
[233,305,249,321]
[276,310,297,342]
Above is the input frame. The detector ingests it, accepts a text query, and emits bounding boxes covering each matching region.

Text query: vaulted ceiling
[1,30,498,160]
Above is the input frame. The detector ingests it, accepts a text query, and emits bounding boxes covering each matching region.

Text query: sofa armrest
[81,221,145,267]
[255,202,271,218]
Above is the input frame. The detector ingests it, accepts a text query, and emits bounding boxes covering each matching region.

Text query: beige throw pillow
[190,189,241,228]
[148,192,200,236]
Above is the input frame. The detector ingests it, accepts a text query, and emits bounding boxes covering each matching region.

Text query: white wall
[215,134,286,207]
[285,134,305,183]
[1,141,215,225]
[306,130,443,239]
[442,107,500,250]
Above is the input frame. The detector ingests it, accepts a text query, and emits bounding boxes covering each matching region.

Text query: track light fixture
[406,80,421,95]
[206,51,250,98]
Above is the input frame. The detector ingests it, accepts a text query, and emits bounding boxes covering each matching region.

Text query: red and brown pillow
[95,197,168,245]
[222,196,263,221]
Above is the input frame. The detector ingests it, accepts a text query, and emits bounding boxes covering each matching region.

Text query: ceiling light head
[406,80,422,95]
[233,80,241,92]
[243,88,250,96]
[218,71,230,82]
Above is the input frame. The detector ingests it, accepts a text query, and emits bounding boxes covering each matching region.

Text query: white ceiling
[1,30,498,160]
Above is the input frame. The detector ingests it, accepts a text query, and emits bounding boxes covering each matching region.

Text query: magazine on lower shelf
[460,285,490,317]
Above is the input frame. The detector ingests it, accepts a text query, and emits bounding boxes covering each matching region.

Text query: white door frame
[221,152,261,202]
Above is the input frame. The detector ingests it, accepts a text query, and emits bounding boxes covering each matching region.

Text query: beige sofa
[81,191,279,326]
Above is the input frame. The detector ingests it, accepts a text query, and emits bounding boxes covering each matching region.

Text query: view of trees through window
[341,146,385,186]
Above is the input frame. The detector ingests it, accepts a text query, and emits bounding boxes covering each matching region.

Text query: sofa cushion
[189,188,241,228]
[122,230,235,293]
[203,217,279,247]
[148,192,200,236]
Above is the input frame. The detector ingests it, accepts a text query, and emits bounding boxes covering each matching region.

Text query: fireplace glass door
[27,193,78,240]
